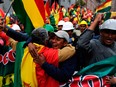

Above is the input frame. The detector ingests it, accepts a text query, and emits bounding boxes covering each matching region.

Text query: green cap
[43,24,54,32]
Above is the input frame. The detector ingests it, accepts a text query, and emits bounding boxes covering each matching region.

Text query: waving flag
[0,8,5,17]
[51,1,60,14]
[62,56,116,87]
[45,0,50,17]
[12,0,45,35]
[14,42,59,87]
[96,0,112,12]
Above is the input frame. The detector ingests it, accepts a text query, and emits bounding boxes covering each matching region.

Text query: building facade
[84,0,101,11]
[59,0,77,10]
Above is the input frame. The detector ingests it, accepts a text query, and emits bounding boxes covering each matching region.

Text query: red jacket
[36,46,59,87]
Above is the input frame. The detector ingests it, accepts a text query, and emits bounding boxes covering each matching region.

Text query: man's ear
[63,41,68,47]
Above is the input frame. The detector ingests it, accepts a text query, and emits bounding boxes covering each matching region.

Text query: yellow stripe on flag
[21,43,44,87]
[22,0,44,28]
[96,0,111,12]
[111,12,116,18]
[21,47,37,87]
[54,12,59,25]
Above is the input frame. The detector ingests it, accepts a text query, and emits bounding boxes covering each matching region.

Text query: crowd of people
[0,4,116,87]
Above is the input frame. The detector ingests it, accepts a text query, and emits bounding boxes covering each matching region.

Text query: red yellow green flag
[51,1,60,14]
[45,0,50,17]
[96,0,112,12]
[12,0,45,35]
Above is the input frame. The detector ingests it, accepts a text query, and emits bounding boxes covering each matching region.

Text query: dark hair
[31,28,49,45]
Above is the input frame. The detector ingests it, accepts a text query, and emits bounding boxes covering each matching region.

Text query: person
[62,21,75,45]
[27,30,78,84]
[0,18,76,86]
[57,20,65,30]
[63,17,70,22]
[77,13,116,65]
[0,31,15,86]
[106,76,116,86]
[22,29,75,87]
[27,29,75,62]
[27,30,76,86]
[78,20,88,33]
[9,24,21,51]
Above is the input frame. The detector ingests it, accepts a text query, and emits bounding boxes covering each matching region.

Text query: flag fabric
[95,12,116,21]
[0,8,5,17]
[104,12,116,21]
[62,55,116,87]
[110,12,116,18]
[21,45,40,87]
[49,14,57,31]
[14,43,59,87]
[13,42,43,87]
[45,0,50,17]
[58,10,63,21]
[96,0,112,12]
[51,1,60,13]
[0,43,15,86]
[49,1,61,30]
[12,0,45,35]
[14,42,25,87]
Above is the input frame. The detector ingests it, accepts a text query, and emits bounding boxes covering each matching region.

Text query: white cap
[58,20,65,26]
[54,30,69,42]
[11,24,21,31]
[99,19,116,31]
[62,22,74,30]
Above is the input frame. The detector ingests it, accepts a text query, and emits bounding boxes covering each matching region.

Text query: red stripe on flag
[97,0,111,9]
[34,0,46,22]
[45,0,50,16]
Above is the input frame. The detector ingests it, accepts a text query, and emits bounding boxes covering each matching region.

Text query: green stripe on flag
[104,12,111,21]
[12,0,34,35]
[49,14,57,31]
[75,56,116,77]
[97,6,111,12]
[14,42,25,87]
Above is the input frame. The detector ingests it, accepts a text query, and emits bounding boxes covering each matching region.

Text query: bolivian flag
[62,56,116,87]
[44,0,50,17]
[14,42,59,87]
[96,0,112,12]
[12,0,46,35]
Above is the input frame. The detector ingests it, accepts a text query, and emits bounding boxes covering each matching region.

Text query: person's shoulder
[65,44,75,50]
[90,38,103,47]
[90,38,99,42]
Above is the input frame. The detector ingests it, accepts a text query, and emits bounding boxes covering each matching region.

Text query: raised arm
[0,17,29,41]
[77,14,103,51]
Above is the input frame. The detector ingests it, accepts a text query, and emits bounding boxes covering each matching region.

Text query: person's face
[50,35,67,49]
[79,24,87,33]
[58,25,63,30]
[100,29,116,46]
[65,30,73,38]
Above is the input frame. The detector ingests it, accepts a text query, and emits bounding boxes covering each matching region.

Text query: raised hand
[33,53,46,66]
